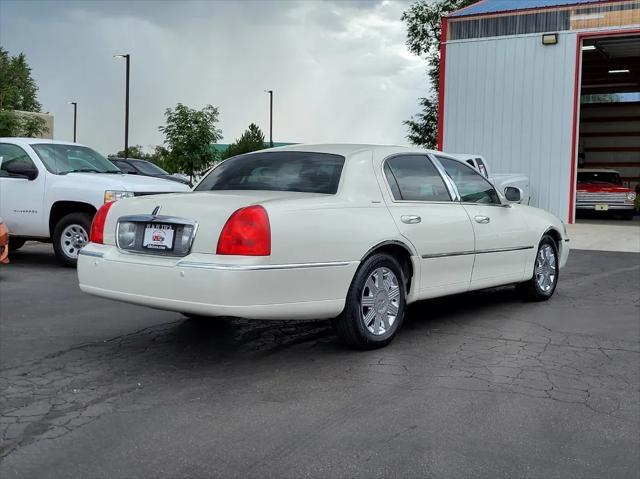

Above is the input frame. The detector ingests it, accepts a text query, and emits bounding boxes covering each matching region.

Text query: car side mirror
[5,162,38,180]
[504,186,522,203]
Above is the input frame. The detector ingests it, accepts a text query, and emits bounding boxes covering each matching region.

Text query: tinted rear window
[195,151,345,194]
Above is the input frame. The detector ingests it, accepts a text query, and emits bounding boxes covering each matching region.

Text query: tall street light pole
[67,101,77,142]
[114,54,130,158]
[265,89,273,148]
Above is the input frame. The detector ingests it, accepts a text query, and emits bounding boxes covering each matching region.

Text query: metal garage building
[440,0,640,222]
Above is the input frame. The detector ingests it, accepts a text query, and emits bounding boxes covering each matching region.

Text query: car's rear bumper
[77,245,358,320]
[576,204,634,210]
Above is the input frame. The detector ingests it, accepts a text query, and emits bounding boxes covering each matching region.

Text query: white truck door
[0,143,47,237]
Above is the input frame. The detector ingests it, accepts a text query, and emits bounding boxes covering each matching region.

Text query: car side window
[0,144,36,178]
[383,155,451,202]
[437,156,501,205]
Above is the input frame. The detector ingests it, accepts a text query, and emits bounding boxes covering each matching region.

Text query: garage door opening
[574,32,640,224]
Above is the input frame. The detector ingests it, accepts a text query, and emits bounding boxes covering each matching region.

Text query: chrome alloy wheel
[360,267,401,336]
[535,243,557,293]
[61,224,88,259]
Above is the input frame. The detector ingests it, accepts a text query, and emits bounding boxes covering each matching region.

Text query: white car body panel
[78,144,570,320]
[0,138,190,239]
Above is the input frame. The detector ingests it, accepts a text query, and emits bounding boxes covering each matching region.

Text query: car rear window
[195,151,345,194]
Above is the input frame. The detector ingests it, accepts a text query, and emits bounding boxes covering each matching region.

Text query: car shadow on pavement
[100,286,526,370]
[5,245,60,269]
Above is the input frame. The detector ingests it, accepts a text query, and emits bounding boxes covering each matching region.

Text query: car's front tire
[516,235,559,301]
[52,212,92,267]
[333,253,406,350]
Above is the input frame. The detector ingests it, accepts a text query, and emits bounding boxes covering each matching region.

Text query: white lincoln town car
[78,144,570,349]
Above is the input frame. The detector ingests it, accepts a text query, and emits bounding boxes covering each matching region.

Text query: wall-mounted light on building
[608,69,630,74]
[582,45,596,51]
[542,33,558,45]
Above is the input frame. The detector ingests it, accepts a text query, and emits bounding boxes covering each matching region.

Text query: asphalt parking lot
[1,243,639,478]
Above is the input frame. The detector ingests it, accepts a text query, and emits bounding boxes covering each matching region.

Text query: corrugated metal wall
[443,32,577,221]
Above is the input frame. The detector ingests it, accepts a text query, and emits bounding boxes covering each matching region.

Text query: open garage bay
[1,244,639,478]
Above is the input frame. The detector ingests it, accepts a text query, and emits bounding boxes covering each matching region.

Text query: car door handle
[474,215,490,224]
[401,215,421,224]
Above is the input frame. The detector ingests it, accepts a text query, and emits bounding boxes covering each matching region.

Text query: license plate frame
[595,204,609,211]
[142,223,176,251]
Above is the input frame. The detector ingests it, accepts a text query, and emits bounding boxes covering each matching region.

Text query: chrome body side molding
[422,245,534,259]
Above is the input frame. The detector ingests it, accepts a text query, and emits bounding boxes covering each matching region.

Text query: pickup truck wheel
[517,235,558,301]
[52,212,92,267]
[333,253,406,350]
[9,238,26,251]
[622,211,634,221]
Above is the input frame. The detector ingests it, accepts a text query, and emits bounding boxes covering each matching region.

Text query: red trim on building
[437,17,448,151]
[569,27,640,223]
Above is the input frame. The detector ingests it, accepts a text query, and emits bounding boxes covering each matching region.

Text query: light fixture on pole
[264,89,273,148]
[67,101,77,142]
[114,53,131,158]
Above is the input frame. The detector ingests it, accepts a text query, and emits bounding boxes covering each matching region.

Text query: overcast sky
[0,0,427,155]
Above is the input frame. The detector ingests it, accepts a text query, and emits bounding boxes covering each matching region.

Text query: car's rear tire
[52,212,92,267]
[622,210,634,221]
[9,238,26,251]
[516,235,559,302]
[333,253,406,350]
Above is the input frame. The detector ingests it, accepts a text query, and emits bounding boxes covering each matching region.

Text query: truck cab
[0,138,190,266]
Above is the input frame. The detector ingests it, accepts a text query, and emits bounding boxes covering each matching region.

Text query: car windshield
[130,159,168,175]
[195,151,345,194]
[31,144,120,174]
[578,172,622,185]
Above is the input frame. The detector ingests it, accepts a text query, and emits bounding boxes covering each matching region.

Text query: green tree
[158,103,223,180]
[221,123,266,160]
[402,0,475,148]
[0,46,47,137]
[109,145,151,160]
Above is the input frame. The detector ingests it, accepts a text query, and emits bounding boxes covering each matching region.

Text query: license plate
[595,204,609,211]
[143,224,175,250]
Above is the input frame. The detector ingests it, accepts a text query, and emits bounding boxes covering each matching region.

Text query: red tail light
[217,205,271,256]
[90,201,114,244]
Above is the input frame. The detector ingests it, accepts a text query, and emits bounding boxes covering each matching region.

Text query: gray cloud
[0,0,427,154]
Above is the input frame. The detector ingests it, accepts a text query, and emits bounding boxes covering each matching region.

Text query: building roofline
[448,0,630,19]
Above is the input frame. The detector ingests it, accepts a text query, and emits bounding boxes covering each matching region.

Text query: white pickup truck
[452,153,531,205]
[0,138,189,266]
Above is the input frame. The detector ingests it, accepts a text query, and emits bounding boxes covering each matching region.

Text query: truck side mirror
[504,186,522,203]
[5,161,38,180]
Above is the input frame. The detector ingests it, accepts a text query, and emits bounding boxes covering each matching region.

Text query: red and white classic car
[576,169,636,220]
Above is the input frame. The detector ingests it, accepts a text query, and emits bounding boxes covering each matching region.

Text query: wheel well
[362,242,414,293]
[49,201,97,236]
[544,228,562,249]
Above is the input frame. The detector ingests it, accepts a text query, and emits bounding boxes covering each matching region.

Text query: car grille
[576,192,628,205]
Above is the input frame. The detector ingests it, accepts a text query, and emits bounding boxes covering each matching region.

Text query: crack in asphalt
[1,308,638,460]
[2,251,639,466]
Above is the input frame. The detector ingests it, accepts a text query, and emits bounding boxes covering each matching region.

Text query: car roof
[111,157,148,163]
[247,143,459,159]
[0,138,81,147]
